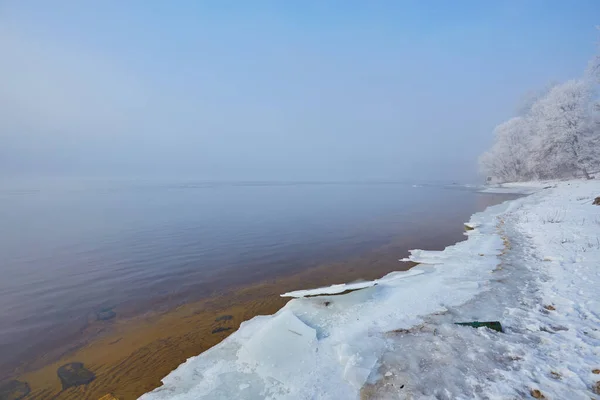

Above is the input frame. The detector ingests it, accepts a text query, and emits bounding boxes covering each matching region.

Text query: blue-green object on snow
[455,321,503,332]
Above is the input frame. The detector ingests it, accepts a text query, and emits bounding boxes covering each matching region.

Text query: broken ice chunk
[236,310,317,384]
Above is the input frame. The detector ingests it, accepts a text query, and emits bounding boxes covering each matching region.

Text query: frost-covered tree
[586,28,600,84]
[587,32,600,177]
[515,83,556,117]
[479,117,533,181]
[481,40,600,182]
[529,79,598,179]
[481,80,599,182]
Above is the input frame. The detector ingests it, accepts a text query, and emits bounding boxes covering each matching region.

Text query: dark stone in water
[455,321,503,332]
[57,362,96,389]
[212,327,232,334]
[96,308,116,321]
[215,315,233,322]
[0,380,31,400]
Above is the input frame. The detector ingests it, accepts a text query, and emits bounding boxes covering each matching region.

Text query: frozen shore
[141,180,600,399]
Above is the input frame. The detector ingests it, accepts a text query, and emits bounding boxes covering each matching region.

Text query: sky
[1,1,598,182]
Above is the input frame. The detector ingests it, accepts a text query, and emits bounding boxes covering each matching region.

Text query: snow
[140,179,600,400]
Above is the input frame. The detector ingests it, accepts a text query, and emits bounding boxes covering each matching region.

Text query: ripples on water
[0,178,513,374]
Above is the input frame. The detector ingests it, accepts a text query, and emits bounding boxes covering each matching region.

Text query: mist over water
[1,2,596,184]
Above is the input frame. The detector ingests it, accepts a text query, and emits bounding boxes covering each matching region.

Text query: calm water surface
[0,178,514,375]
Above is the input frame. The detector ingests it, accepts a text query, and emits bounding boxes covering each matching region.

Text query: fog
[1,1,597,182]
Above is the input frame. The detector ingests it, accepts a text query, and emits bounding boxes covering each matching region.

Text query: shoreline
[140,180,600,399]
[6,192,518,400]
[139,193,524,399]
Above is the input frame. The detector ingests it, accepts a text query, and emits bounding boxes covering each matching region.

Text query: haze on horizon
[1,1,598,183]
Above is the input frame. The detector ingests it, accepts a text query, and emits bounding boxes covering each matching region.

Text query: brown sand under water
[8,194,517,400]
[11,240,421,400]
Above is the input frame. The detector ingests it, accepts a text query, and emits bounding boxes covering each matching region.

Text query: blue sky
[1,1,598,181]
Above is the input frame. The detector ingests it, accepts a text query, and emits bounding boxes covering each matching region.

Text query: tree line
[479,43,600,182]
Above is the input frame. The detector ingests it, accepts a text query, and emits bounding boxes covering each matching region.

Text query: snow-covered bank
[141,180,600,400]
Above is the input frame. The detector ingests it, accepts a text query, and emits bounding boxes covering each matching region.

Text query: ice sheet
[280,268,426,298]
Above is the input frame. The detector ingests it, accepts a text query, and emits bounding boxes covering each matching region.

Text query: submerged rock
[212,327,232,334]
[215,315,233,322]
[0,380,30,400]
[96,308,116,321]
[57,362,96,389]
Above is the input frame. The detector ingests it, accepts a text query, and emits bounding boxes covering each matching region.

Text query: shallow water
[0,178,515,377]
